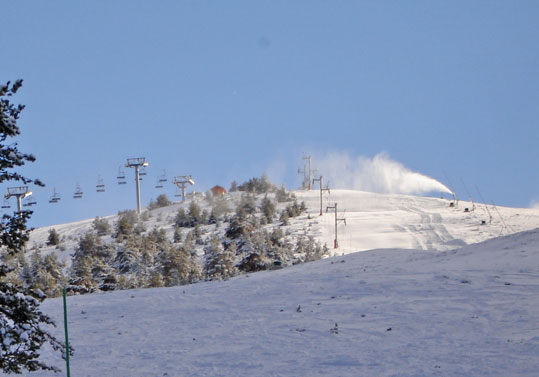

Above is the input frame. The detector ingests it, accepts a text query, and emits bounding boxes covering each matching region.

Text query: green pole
[62,288,71,377]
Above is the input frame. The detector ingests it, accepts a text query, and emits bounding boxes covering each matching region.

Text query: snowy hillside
[27,189,539,263]
[296,189,539,254]
[11,227,539,376]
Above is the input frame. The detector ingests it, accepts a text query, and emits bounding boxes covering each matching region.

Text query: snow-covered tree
[203,235,237,280]
[0,79,66,373]
[92,216,111,236]
[46,229,60,246]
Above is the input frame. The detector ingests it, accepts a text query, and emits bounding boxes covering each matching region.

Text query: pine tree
[203,235,237,280]
[0,79,66,373]
[46,228,60,246]
[92,216,111,236]
[260,195,276,223]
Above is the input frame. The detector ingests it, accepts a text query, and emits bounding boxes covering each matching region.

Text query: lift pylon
[5,186,33,214]
[126,157,149,214]
[326,202,346,249]
[172,175,195,202]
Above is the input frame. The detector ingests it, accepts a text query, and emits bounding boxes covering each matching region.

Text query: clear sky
[1,1,538,228]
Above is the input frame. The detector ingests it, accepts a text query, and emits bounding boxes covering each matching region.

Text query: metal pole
[135,166,141,214]
[334,203,338,248]
[307,157,312,190]
[326,203,345,249]
[313,176,329,216]
[320,185,323,215]
[62,288,71,377]
[16,196,22,214]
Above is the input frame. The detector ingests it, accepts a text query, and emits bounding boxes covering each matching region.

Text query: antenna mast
[298,154,316,190]
[303,155,314,190]
[126,157,149,214]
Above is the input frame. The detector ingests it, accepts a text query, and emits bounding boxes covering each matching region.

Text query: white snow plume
[530,200,539,209]
[316,151,453,195]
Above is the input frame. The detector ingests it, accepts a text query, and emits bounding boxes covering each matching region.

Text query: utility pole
[5,186,33,215]
[173,175,195,202]
[126,157,149,214]
[313,176,330,216]
[326,202,346,249]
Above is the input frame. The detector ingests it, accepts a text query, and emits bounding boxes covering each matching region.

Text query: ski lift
[139,166,147,177]
[96,176,105,193]
[23,197,37,207]
[73,184,83,199]
[174,186,182,197]
[117,168,127,185]
[155,170,167,189]
[159,170,168,183]
[1,199,11,209]
[49,189,61,203]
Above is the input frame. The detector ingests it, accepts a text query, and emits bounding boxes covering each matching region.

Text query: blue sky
[1,1,538,227]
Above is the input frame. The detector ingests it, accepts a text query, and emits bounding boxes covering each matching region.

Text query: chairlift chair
[49,190,61,203]
[117,168,127,185]
[1,200,11,209]
[23,197,36,207]
[96,177,106,192]
[158,170,168,183]
[73,184,83,199]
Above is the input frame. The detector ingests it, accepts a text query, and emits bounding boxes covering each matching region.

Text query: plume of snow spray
[316,152,453,195]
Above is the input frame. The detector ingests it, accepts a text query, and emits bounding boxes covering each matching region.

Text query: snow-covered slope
[27,190,539,264]
[296,189,539,254]
[13,228,539,376]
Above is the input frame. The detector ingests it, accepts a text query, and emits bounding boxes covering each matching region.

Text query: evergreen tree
[46,228,60,246]
[148,194,171,210]
[0,79,66,373]
[173,226,183,243]
[276,184,294,202]
[260,195,276,223]
[203,235,237,280]
[92,216,111,236]
[159,245,201,286]
[115,210,138,239]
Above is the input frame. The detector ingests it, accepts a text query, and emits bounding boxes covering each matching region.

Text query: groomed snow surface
[8,190,539,376]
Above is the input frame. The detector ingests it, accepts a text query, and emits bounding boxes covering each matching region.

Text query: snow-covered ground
[12,227,539,376]
[27,189,539,264]
[9,189,539,376]
[296,189,539,254]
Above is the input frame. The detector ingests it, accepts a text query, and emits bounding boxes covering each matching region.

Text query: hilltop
[28,188,539,261]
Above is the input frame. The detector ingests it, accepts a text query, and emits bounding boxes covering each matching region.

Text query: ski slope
[12,227,539,376]
[296,189,539,254]
[27,190,539,266]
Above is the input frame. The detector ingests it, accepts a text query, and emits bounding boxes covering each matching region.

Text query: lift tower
[5,186,33,215]
[313,175,330,216]
[173,175,195,202]
[326,202,346,249]
[126,157,149,214]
